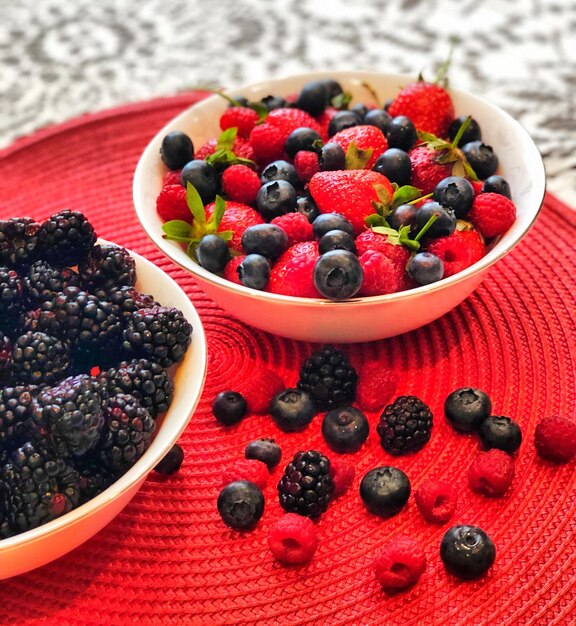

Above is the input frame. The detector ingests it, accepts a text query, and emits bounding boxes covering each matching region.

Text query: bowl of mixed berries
[0,209,207,579]
[133,70,545,343]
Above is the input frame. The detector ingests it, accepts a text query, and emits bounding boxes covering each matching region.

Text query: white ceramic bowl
[133,71,545,343]
[0,247,207,579]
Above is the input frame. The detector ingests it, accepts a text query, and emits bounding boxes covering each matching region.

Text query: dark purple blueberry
[295,81,329,117]
[313,250,363,300]
[444,387,492,433]
[364,108,392,134]
[360,466,411,517]
[238,254,270,290]
[256,181,297,221]
[373,148,412,186]
[462,141,499,180]
[386,116,417,151]
[196,235,230,273]
[407,252,444,285]
[318,229,357,255]
[440,525,495,579]
[241,224,288,259]
[433,176,475,218]
[245,438,282,470]
[388,203,419,232]
[479,416,522,453]
[217,480,265,530]
[270,388,316,432]
[312,213,355,238]
[297,195,320,223]
[229,95,250,107]
[260,94,287,111]
[154,444,184,475]
[160,131,195,170]
[322,406,369,453]
[328,111,362,137]
[260,160,300,189]
[448,116,482,146]
[285,127,323,158]
[482,175,512,199]
[415,201,457,238]
[320,79,345,103]
[212,390,248,426]
[351,103,370,119]
[319,142,346,171]
[180,160,218,204]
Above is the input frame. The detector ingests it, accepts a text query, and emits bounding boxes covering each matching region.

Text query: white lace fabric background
[1,0,575,206]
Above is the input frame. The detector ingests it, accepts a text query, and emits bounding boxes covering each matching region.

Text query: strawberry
[156,184,191,223]
[205,200,264,252]
[270,212,314,246]
[223,255,245,285]
[267,241,321,298]
[358,250,400,296]
[239,367,285,414]
[467,192,516,238]
[195,135,256,163]
[293,150,320,184]
[221,164,261,205]
[267,107,323,139]
[219,106,260,138]
[316,107,338,140]
[330,125,388,170]
[355,361,398,412]
[409,146,453,194]
[308,170,394,234]
[426,228,485,277]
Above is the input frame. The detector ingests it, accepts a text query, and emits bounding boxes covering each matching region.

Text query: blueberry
[285,127,323,158]
[351,103,370,119]
[364,108,392,134]
[440,525,496,579]
[241,224,288,258]
[479,416,522,453]
[482,175,512,199]
[312,213,355,238]
[444,387,492,433]
[448,116,482,147]
[260,94,287,111]
[245,438,282,470]
[415,201,457,238]
[160,131,195,170]
[319,142,346,171]
[433,176,475,218]
[154,443,184,475]
[260,160,300,189]
[407,252,444,285]
[238,254,270,290]
[373,148,412,186]
[256,180,297,220]
[217,480,265,530]
[328,111,362,137]
[196,235,230,273]
[313,250,363,300]
[462,141,499,180]
[296,81,329,117]
[297,195,320,223]
[270,388,316,432]
[322,406,369,453]
[388,203,419,232]
[229,95,250,107]
[360,466,411,517]
[212,390,248,426]
[386,116,418,151]
[320,79,345,102]
[180,160,218,204]
[318,229,357,255]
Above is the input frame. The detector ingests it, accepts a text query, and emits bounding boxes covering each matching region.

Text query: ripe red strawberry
[358,250,400,296]
[219,106,260,138]
[270,212,314,246]
[426,229,485,277]
[267,107,323,139]
[467,193,516,238]
[408,146,453,194]
[267,241,321,298]
[316,107,338,140]
[355,361,398,412]
[156,184,190,223]
[205,200,264,252]
[195,136,256,162]
[471,180,484,196]
[221,459,269,490]
[221,164,261,205]
[239,367,285,414]
[388,80,455,138]
[330,125,388,169]
[293,150,320,184]
[308,170,394,234]
[223,255,245,285]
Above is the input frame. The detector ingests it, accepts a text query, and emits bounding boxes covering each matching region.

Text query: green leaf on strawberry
[370,210,440,252]
[345,142,374,170]
[161,220,195,242]
[391,184,422,207]
[205,127,256,168]
[213,89,269,122]
[331,91,353,110]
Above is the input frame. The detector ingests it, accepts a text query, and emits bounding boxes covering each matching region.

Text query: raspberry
[358,250,400,296]
[329,457,355,497]
[293,150,320,184]
[221,165,261,205]
[223,255,245,285]
[468,449,515,497]
[355,361,398,412]
[268,513,318,565]
[156,184,191,223]
[239,367,285,414]
[267,240,321,298]
[355,230,412,289]
[415,479,458,523]
[316,107,338,139]
[162,170,182,186]
[220,106,259,138]
[270,212,314,247]
[534,416,576,464]
[248,123,287,165]
[221,458,269,490]
[373,535,427,593]
[467,192,516,238]
[426,229,485,277]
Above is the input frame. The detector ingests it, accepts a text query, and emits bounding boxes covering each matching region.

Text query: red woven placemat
[0,94,575,626]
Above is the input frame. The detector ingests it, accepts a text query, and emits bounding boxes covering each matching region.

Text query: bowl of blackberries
[0,209,207,579]
[133,70,545,343]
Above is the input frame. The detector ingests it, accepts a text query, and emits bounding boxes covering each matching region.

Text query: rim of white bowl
[133,70,546,308]
[0,244,208,550]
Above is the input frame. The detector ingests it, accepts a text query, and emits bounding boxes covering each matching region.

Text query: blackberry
[97,394,156,474]
[72,454,116,503]
[0,217,41,269]
[98,358,174,418]
[0,332,12,385]
[36,209,97,267]
[24,260,81,305]
[297,345,357,411]
[29,375,107,458]
[277,450,334,518]
[11,331,71,386]
[377,396,433,455]
[0,442,80,537]
[103,286,158,320]
[122,306,192,368]
[79,243,137,294]
[0,265,26,331]
[0,385,38,451]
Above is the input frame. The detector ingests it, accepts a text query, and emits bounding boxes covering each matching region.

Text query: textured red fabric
[0,93,575,626]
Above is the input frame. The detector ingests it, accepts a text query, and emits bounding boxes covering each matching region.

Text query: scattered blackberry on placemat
[377,396,433,455]
[11,331,71,386]
[24,259,81,306]
[79,243,137,294]
[278,449,334,518]
[36,209,97,267]
[0,217,41,269]
[297,345,357,411]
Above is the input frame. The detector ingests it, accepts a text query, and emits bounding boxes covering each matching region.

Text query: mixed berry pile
[156,74,518,299]
[210,345,576,590]
[0,210,193,539]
